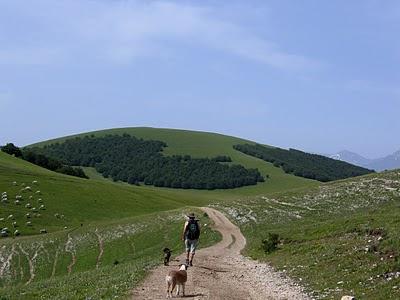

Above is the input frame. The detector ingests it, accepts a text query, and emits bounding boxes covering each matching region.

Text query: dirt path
[131,207,311,300]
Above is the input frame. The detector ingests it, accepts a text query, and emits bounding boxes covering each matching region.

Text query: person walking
[182,213,200,266]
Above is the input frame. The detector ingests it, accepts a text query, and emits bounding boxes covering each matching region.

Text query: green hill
[29,127,318,195]
[215,170,400,299]
[0,151,221,299]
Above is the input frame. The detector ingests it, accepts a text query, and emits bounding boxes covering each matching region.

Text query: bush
[262,233,280,253]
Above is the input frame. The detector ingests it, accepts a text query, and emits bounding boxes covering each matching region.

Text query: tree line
[1,143,88,179]
[30,134,265,189]
[233,143,374,182]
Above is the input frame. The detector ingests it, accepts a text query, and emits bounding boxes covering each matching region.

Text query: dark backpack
[186,219,200,240]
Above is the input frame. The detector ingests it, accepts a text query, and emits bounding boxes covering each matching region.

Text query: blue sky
[0,0,399,158]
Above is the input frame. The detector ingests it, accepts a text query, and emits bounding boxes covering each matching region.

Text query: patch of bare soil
[131,207,311,300]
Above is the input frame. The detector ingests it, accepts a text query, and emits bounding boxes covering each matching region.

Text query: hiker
[182,213,200,266]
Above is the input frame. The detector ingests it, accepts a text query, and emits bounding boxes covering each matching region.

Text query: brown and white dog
[166,264,188,298]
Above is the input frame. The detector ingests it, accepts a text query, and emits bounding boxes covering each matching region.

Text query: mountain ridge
[328,149,400,171]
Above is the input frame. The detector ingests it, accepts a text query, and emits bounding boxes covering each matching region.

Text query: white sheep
[25,186,32,192]
[15,195,22,200]
[14,230,20,236]
[39,204,45,210]
[21,183,26,187]
[7,214,14,220]
[32,180,38,185]
[31,207,38,212]
[54,213,60,218]
[12,181,17,186]
[38,198,43,203]
[15,200,21,205]
[29,196,33,200]
[1,230,8,237]
[25,203,32,208]
[26,213,31,219]
[0,218,4,222]
[40,229,47,234]
[341,296,356,300]
[26,221,32,226]
[12,221,17,227]
[35,190,41,195]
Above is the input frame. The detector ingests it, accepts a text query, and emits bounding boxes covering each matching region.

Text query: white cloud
[0,0,320,71]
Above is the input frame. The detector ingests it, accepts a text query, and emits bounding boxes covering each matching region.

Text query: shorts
[185,239,198,254]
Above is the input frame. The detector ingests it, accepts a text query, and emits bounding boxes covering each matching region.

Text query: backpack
[186,219,200,240]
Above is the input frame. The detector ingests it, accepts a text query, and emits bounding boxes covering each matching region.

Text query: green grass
[0,209,221,299]
[29,127,318,196]
[215,170,400,299]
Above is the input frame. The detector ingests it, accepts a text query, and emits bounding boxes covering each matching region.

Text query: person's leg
[189,239,197,266]
[185,239,190,265]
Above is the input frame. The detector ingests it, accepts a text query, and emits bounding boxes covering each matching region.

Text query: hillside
[215,169,400,299]
[0,151,221,298]
[29,127,320,195]
[0,151,209,236]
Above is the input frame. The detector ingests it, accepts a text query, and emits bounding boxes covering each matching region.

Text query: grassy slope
[29,127,318,196]
[0,151,211,235]
[215,170,400,299]
[0,152,221,298]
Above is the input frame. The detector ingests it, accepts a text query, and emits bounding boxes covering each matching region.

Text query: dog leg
[182,283,185,297]
[171,281,176,297]
[176,284,180,296]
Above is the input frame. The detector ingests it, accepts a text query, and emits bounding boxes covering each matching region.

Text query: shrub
[262,233,280,253]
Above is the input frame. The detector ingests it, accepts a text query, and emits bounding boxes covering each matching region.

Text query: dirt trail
[131,207,311,300]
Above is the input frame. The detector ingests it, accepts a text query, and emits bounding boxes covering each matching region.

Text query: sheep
[341,296,356,300]
[24,186,32,192]
[15,200,21,205]
[25,203,32,208]
[7,214,14,220]
[26,221,32,226]
[35,190,41,195]
[35,213,41,218]
[12,181,17,186]
[31,207,38,212]
[2,227,9,232]
[25,213,31,219]
[40,229,47,234]
[32,180,38,185]
[38,198,43,203]
[64,226,68,229]
[0,230,8,237]
[54,213,60,218]
[15,195,22,200]
[12,221,17,228]
[21,183,26,187]
[1,198,8,203]
[29,196,33,200]
[14,230,20,236]
[39,204,45,210]
[0,218,4,222]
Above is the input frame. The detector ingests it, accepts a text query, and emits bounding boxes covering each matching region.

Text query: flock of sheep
[1,180,49,237]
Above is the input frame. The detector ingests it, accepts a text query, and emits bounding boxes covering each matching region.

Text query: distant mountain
[327,149,400,171]
[329,150,372,167]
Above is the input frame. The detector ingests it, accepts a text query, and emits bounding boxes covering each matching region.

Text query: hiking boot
[185,259,189,266]
[189,260,193,267]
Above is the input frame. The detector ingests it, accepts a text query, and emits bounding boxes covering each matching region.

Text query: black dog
[163,248,172,266]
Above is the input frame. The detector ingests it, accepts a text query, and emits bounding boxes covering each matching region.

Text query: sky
[0,0,399,158]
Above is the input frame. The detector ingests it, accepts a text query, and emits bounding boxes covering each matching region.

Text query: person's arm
[181,221,188,240]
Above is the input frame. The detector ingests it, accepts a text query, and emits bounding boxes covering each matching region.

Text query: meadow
[215,170,400,299]
[3,127,399,299]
